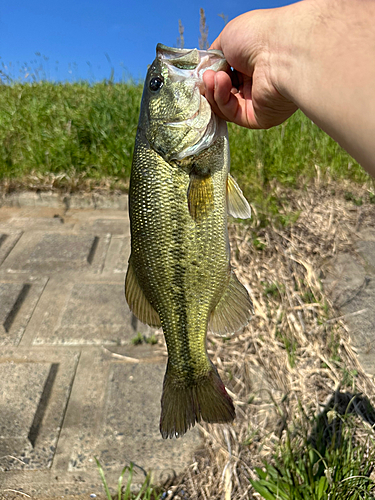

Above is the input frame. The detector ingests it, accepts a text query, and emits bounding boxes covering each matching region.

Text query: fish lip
[156,43,225,60]
[156,43,228,76]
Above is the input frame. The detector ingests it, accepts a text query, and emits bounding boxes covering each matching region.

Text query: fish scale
[125,44,253,438]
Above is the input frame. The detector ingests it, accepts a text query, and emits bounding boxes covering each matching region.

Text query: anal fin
[227,174,251,219]
[209,271,253,335]
[125,257,161,328]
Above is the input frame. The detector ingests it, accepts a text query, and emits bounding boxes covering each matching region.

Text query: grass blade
[95,457,112,500]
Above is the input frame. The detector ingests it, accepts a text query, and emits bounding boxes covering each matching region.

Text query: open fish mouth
[156,44,229,160]
[156,43,228,78]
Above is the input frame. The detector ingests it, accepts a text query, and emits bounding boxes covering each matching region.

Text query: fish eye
[149,76,164,92]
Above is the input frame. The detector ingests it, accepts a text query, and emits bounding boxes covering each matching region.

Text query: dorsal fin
[209,271,253,336]
[125,257,161,328]
[227,174,251,219]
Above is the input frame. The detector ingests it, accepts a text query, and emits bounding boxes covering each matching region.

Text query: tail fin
[160,364,235,439]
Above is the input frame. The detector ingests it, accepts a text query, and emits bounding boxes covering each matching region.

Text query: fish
[125,44,253,439]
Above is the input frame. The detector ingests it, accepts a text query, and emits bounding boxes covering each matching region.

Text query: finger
[213,72,261,129]
[202,70,229,121]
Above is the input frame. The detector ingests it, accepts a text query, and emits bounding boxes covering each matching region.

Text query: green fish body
[125,44,253,438]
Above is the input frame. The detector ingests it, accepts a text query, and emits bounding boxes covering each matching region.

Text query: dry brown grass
[0,172,129,195]
[164,182,375,500]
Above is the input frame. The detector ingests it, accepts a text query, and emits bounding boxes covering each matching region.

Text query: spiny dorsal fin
[187,174,214,222]
[209,271,253,336]
[125,257,161,327]
[227,174,251,219]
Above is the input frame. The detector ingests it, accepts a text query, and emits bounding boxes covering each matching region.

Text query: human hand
[203,9,298,129]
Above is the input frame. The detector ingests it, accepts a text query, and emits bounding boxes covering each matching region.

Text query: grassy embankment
[1,80,375,500]
[0,81,373,222]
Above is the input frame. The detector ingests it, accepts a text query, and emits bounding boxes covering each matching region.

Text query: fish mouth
[156,44,228,76]
[156,44,228,160]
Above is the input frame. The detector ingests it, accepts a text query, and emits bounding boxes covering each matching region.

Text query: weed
[95,458,162,500]
[275,328,298,368]
[250,412,375,499]
[145,334,158,345]
[262,281,284,298]
[131,333,144,346]
[199,8,209,50]
[253,237,267,251]
[131,333,157,346]
[344,191,363,206]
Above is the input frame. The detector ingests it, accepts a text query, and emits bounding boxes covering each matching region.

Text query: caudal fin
[159,364,235,439]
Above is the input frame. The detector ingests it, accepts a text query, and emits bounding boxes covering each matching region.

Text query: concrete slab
[1,232,110,274]
[0,348,79,472]
[7,216,65,230]
[96,362,201,474]
[31,279,151,346]
[326,234,375,376]
[53,347,199,483]
[0,283,27,334]
[0,363,51,439]
[53,283,141,345]
[0,276,48,346]
[0,192,128,211]
[28,234,98,265]
[102,236,130,274]
[88,219,129,235]
[0,232,22,266]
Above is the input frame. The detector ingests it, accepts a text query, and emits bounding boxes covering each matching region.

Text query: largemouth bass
[125,44,253,439]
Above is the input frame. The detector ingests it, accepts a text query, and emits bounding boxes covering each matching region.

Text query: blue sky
[1,0,298,83]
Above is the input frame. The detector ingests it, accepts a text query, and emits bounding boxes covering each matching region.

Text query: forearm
[275,0,375,175]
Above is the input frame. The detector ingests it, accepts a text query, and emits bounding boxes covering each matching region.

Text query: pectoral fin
[125,257,161,327]
[187,174,214,222]
[209,271,254,335]
[227,174,251,219]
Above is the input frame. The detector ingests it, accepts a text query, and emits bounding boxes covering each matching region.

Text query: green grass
[250,411,375,500]
[95,458,162,500]
[0,81,142,182]
[227,114,371,225]
[131,332,158,345]
[0,81,371,202]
